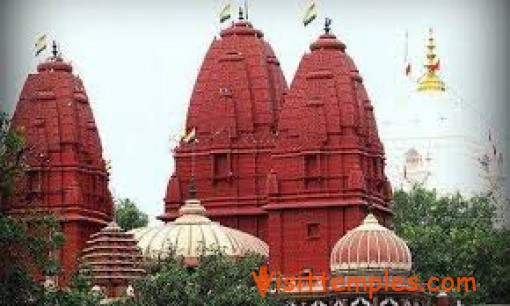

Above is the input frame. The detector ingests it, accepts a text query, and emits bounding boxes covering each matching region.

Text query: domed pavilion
[131,181,268,266]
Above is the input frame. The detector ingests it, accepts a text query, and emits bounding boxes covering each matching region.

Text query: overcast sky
[1,0,509,222]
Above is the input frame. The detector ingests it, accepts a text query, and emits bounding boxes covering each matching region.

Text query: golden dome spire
[417,28,445,92]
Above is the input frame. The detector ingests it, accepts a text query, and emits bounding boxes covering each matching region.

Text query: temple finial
[324,17,332,35]
[51,40,58,58]
[425,28,437,72]
[417,28,445,91]
[238,6,244,20]
[366,200,374,215]
[188,175,197,199]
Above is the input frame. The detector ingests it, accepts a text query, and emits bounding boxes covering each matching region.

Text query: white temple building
[380,29,508,227]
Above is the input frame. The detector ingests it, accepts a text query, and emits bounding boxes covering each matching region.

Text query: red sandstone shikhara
[252,266,477,299]
[5,53,113,284]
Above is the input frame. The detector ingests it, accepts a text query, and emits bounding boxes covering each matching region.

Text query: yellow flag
[303,1,317,26]
[35,34,48,56]
[220,3,232,23]
[182,127,197,144]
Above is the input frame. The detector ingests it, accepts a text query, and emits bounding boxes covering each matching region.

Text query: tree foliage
[0,112,27,208]
[394,186,510,304]
[115,250,279,306]
[35,267,102,306]
[0,112,97,305]
[0,112,63,304]
[0,213,66,304]
[115,198,149,231]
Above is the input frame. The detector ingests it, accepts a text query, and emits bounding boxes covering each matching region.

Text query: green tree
[189,251,276,306]
[116,249,279,306]
[0,112,97,305]
[35,266,102,306]
[115,198,148,231]
[0,112,27,209]
[0,112,64,304]
[0,212,65,304]
[394,186,510,304]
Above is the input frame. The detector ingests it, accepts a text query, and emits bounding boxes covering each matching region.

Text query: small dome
[330,214,412,275]
[130,198,268,267]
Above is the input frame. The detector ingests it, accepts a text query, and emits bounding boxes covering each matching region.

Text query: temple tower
[266,20,393,275]
[160,13,288,241]
[381,29,502,196]
[6,43,113,284]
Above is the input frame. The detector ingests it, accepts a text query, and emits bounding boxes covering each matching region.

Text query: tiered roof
[81,222,145,298]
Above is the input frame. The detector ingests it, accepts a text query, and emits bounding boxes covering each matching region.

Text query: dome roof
[81,222,145,296]
[330,213,412,275]
[130,198,268,266]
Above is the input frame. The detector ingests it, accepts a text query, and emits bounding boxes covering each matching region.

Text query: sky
[1,0,509,223]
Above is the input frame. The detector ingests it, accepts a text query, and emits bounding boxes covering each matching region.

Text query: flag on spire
[405,63,412,76]
[182,127,198,144]
[433,59,441,71]
[35,34,48,56]
[303,1,317,26]
[219,2,232,23]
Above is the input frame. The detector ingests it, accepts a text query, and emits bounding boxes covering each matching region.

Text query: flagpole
[192,141,196,180]
[404,30,409,65]
[244,0,249,20]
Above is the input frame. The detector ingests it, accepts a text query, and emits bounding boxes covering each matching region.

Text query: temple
[160,16,393,276]
[3,9,469,305]
[5,42,114,284]
[380,29,508,228]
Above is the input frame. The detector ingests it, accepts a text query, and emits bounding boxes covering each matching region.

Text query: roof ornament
[188,175,197,200]
[238,6,244,20]
[417,28,445,91]
[365,200,374,216]
[324,17,332,35]
[51,40,58,58]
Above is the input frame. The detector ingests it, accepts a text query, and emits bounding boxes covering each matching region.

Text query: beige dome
[129,198,268,266]
[330,213,412,275]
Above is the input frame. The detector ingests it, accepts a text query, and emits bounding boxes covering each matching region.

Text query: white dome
[129,198,268,266]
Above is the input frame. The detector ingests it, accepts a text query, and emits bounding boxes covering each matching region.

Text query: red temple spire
[266,21,393,274]
[160,19,288,241]
[6,48,113,284]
